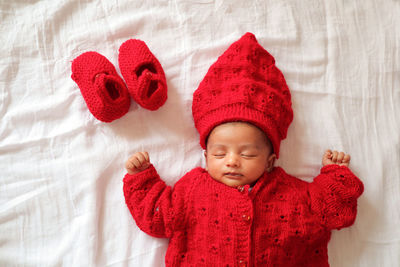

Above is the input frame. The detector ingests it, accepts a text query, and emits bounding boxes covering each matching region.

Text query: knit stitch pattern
[71,51,130,122]
[192,33,293,157]
[123,164,364,267]
[118,39,168,110]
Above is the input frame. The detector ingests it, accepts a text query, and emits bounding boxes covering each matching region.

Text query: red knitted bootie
[118,39,167,110]
[71,51,131,122]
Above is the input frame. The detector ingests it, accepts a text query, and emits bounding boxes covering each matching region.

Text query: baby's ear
[204,150,208,171]
[266,153,276,172]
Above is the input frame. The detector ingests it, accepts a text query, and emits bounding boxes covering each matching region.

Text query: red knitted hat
[192,33,293,158]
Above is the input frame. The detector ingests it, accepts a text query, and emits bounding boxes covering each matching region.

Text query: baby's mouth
[224,172,243,179]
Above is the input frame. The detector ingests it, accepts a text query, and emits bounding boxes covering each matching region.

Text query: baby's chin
[212,176,248,188]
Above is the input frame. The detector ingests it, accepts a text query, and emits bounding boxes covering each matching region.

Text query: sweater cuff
[123,164,160,188]
[321,164,349,174]
[317,164,364,200]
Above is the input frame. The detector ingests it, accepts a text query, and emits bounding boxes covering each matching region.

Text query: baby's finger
[125,160,134,170]
[143,151,150,163]
[337,152,345,163]
[132,156,143,169]
[324,149,333,158]
[126,156,141,170]
[343,154,351,163]
[331,151,338,163]
[137,151,150,164]
[135,152,147,165]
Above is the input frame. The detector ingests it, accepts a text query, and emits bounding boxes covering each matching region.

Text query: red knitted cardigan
[123,164,363,267]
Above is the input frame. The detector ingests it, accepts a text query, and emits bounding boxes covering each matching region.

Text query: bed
[1,0,399,266]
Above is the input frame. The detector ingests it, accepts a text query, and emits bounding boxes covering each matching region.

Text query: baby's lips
[224,172,244,179]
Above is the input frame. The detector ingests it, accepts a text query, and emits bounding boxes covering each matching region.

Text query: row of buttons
[237,186,250,267]
[237,186,251,223]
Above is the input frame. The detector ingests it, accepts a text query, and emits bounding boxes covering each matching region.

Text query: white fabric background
[1,0,399,266]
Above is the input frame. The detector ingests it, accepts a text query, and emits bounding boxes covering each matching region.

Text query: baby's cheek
[207,165,221,180]
[249,159,267,171]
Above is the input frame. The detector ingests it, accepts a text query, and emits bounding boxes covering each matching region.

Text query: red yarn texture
[192,33,293,157]
[118,39,168,110]
[71,51,130,122]
[123,164,364,267]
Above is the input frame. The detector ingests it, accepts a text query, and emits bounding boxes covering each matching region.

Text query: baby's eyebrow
[209,144,227,149]
[240,144,261,149]
[209,144,260,150]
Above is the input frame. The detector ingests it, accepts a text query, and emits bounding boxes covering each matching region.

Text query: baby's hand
[322,150,351,167]
[125,151,151,175]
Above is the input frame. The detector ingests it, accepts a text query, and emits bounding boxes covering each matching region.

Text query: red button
[237,186,245,192]
[238,259,247,267]
[242,214,251,221]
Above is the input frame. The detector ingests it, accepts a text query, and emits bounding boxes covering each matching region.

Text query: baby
[123,33,364,267]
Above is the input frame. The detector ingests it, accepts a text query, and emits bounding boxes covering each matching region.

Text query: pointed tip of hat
[242,32,257,39]
[231,32,275,65]
[236,32,258,44]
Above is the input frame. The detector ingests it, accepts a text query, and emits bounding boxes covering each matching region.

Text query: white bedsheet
[1,0,399,266]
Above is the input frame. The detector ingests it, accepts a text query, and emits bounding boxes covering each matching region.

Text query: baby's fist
[125,152,151,174]
[322,150,351,167]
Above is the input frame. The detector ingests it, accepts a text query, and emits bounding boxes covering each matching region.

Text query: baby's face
[205,122,275,187]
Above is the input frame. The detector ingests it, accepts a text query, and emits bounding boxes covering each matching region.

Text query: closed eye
[241,154,257,158]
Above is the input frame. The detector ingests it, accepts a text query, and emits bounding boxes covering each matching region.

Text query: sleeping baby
[123,32,364,267]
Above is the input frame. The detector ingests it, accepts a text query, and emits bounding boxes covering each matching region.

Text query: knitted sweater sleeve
[123,165,191,238]
[308,164,364,230]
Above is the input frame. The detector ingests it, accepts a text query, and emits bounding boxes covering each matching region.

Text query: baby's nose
[226,153,240,167]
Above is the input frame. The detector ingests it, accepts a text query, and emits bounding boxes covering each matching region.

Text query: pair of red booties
[71,39,167,122]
